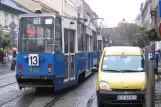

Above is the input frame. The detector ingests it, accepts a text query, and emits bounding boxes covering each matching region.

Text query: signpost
[9,21,17,47]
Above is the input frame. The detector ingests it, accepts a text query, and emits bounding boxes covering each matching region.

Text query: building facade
[0,0,32,46]
[140,0,151,30]
[135,13,142,26]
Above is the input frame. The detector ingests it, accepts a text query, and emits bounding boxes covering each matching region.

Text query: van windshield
[101,55,144,72]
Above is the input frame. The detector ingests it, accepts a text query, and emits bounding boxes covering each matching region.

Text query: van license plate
[117,95,137,100]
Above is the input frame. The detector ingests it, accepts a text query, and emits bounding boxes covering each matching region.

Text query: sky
[85,0,144,27]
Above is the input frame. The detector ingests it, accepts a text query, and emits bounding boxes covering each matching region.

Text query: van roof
[104,46,142,55]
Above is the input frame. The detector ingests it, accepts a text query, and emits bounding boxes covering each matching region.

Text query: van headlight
[99,81,111,91]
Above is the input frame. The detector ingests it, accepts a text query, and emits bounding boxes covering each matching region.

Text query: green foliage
[134,27,161,48]
[108,22,161,48]
[134,27,148,48]
[0,30,10,49]
[109,23,140,46]
[146,28,161,41]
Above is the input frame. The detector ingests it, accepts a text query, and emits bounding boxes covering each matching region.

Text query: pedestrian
[154,49,160,77]
[0,50,4,65]
[10,50,16,70]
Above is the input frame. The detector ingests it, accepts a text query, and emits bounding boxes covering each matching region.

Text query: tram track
[0,89,35,106]
[0,82,17,89]
[0,75,15,81]
[44,94,65,107]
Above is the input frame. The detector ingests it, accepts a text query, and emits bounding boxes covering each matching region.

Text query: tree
[134,27,161,48]
[134,27,148,48]
[117,23,140,46]
[146,28,161,41]
[104,23,140,46]
[0,30,10,51]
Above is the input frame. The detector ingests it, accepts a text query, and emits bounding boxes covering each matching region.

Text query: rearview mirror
[120,55,127,58]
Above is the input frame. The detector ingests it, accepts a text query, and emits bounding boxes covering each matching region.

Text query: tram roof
[19,13,59,18]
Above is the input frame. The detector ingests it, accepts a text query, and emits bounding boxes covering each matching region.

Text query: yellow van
[96,46,146,107]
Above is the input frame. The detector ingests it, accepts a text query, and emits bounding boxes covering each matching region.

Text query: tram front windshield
[18,17,54,53]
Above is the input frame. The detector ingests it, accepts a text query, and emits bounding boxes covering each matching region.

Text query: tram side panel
[88,52,93,74]
[75,53,88,78]
[53,54,77,91]
[93,51,98,68]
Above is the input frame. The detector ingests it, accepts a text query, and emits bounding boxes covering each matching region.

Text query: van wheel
[97,101,104,107]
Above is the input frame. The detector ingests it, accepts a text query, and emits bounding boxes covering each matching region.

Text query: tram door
[85,34,91,77]
[64,29,75,83]
[90,36,93,69]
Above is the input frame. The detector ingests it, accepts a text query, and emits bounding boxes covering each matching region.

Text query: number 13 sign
[28,54,39,66]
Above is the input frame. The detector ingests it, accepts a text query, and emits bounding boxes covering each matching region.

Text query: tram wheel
[78,72,85,83]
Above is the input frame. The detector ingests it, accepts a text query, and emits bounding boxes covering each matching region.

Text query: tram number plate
[117,95,137,100]
[28,54,39,66]
[30,67,40,72]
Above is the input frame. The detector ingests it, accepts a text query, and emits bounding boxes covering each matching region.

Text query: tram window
[87,35,89,52]
[98,40,102,51]
[90,36,93,52]
[64,29,68,53]
[18,17,54,53]
[69,30,75,53]
[83,34,87,52]
[93,31,97,51]
[55,17,62,53]
[78,34,83,52]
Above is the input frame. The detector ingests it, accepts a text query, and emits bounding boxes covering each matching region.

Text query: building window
[4,13,8,27]
[78,13,80,18]
[64,0,67,11]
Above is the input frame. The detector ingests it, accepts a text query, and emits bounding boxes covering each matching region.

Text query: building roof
[82,0,98,18]
[14,0,41,12]
[0,0,32,13]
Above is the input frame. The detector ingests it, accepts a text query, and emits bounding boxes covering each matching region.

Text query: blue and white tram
[16,13,103,91]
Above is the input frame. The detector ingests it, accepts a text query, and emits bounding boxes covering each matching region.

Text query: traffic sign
[9,21,17,30]
[9,31,17,45]
[148,53,153,60]
[159,22,161,36]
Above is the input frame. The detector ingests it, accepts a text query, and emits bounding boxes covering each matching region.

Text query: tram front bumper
[16,75,54,88]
